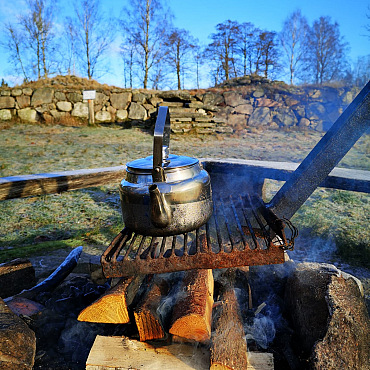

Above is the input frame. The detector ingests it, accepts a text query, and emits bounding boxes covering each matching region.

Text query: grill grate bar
[101,193,294,277]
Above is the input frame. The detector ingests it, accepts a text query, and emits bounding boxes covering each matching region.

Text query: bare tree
[120,0,172,89]
[165,28,195,89]
[72,0,115,79]
[20,0,55,79]
[235,22,256,76]
[207,20,239,81]
[258,31,280,78]
[304,16,348,84]
[280,9,309,84]
[2,23,29,82]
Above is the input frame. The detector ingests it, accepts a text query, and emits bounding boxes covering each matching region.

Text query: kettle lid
[126,154,198,174]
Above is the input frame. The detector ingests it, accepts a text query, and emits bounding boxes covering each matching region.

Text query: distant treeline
[2,0,370,89]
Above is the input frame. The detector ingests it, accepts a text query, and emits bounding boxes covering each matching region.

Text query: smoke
[245,313,276,349]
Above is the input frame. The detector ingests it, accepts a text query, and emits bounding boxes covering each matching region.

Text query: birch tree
[120,0,172,89]
[280,10,309,84]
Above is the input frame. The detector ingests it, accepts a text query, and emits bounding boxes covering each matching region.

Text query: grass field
[0,121,369,266]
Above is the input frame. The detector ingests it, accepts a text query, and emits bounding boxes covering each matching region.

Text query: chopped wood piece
[4,296,44,317]
[0,258,36,298]
[0,298,36,370]
[78,275,144,323]
[248,352,274,370]
[211,268,248,370]
[169,269,214,342]
[86,335,210,370]
[134,276,169,341]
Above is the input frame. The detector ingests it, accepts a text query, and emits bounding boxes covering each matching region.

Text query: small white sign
[83,90,96,100]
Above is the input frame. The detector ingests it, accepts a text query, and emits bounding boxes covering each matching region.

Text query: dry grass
[0,122,369,267]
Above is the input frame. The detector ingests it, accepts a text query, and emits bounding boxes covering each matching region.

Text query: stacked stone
[0,81,358,133]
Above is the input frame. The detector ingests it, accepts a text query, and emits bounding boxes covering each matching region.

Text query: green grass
[0,122,369,265]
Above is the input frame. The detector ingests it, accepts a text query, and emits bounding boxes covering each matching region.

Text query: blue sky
[0,0,369,87]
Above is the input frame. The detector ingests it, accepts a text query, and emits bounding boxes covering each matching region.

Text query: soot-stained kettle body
[119,106,213,236]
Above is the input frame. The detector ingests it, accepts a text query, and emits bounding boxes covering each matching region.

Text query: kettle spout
[149,184,172,228]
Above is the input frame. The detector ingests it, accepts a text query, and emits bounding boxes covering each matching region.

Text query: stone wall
[0,81,358,133]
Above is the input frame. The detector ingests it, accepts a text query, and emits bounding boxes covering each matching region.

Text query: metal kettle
[119,106,213,236]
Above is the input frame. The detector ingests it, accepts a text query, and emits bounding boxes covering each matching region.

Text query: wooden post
[88,99,95,125]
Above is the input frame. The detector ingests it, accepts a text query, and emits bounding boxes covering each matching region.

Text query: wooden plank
[169,269,214,343]
[0,165,126,201]
[1,159,368,202]
[85,335,273,370]
[202,158,370,194]
[86,335,210,370]
[78,275,144,324]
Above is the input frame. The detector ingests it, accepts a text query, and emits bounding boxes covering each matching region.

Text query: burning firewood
[78,275,144,324]
[134,275,169,341]
[210,268,249,370]
[169,269,214,342]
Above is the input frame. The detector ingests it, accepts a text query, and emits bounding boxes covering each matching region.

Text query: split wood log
[78,274,144,324]
[169,269,214,343]
[134,275,169,341]
[210,268,249,370]
[0,298,36,370]
[0,258,36,298]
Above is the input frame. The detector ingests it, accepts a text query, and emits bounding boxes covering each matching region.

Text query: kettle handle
[152,106,171,182]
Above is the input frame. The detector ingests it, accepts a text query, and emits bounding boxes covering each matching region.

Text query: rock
[110,92,131,110]
[298,117,310,127]
[95,111,111,122]
[306,102,326,121]
[11,88,22,97]
[1,90,11,96]
[223,91,246,107]
[253,89,265,98]
[128,102,147,120]
[0,96,15,109]
[94,92,109,106]
[284,96,300,106]
[158,90,191,101]
[116,109,128,121]
[0,109,12,120]
[50,110,68,120]
[16,95,30,109]
[22,88,33,96]
[227,113,248,128]
[107,105,116,116]
[71,102,89,118]
[31,87,54,106]
[56,101,72,112]
[55,91,66,101]
[0,298,36,369]
[132,91,146,104]
[202,92,224,106]
[256,97,280,107]
[285,262,370,370]
[66,92,82,103]
[18,108,38,122]
[273,107,298,127]
[148,96,163,107]
[248,107,271,126]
